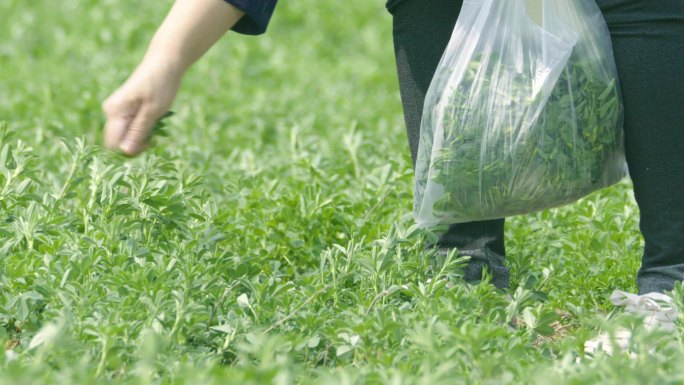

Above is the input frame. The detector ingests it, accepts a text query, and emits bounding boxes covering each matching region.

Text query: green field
[1,0,683,384]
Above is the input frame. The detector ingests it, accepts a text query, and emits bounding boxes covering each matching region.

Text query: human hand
[102,0,243,156]
[102,58,182,156]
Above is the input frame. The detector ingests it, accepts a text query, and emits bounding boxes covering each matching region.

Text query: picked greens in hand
[152,110,174,137]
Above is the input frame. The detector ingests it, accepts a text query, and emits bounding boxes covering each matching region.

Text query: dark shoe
[436,247,510,290]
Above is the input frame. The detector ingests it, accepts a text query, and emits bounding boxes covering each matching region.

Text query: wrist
[139,48,189,78]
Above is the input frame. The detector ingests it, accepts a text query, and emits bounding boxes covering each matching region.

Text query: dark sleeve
[224,0,278,35]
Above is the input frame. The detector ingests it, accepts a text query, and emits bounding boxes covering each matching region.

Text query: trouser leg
[597,0,684,294]
[387,0,509,288]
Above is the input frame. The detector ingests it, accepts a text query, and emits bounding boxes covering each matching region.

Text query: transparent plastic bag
[415,0,626,226]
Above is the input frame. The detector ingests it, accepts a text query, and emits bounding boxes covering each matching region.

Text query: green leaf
[336,344,353,357]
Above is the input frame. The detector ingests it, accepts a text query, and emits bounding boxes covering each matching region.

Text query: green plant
[0,1,680,384]
[427,56,624,222]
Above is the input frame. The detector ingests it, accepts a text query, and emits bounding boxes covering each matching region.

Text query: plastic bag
[414,0,626,226]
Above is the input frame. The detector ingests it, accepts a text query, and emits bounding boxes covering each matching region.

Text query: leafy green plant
[427,56,624,222]
[0,1,681,384]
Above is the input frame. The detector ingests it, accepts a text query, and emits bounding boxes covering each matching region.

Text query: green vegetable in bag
[429,57,622,220]
[414,0,626,226]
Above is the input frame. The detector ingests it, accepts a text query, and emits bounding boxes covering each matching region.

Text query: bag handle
[525,0,543,26]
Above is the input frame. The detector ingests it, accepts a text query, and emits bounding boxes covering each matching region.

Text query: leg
[597,0,684,293]
[387,0,508,289]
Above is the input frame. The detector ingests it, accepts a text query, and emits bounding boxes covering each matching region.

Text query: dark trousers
[388,0,684,293]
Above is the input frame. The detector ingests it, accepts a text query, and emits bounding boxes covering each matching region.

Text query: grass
[1,0,683,384]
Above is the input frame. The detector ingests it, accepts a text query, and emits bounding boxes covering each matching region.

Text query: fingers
[102,96,163,157]
[103,116,128,150]
[103,101,135,150]
[119,105,160,157]
[101,64,181,156]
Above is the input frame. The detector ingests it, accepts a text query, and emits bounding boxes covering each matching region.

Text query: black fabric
[597,0,684,294]
[224,0,278,35]
[388,0,684,293]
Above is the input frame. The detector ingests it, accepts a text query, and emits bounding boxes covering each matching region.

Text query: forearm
[143,0,244,73]
[103,0,247,156]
